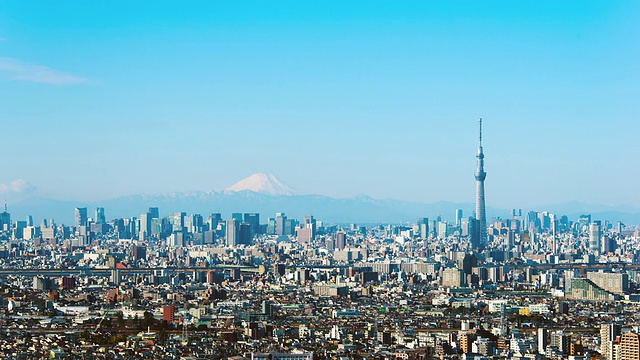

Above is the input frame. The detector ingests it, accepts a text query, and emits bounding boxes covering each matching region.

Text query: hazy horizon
[1,2,638,209]
[6,171,640,211]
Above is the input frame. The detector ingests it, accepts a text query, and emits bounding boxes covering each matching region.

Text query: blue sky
[0,1,638,208]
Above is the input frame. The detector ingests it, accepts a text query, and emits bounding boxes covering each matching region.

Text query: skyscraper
[207,213,222,231]
[226,218,239,246]
[172,212,186,233]
[139,212,151,239]
[232,213,243,222]
[303,215,316,242]
[0,203,10,231]
[95,207,106,224]
[473,118,487,249]
[275,213,287,236]
[417,217,429,239]
[455,209,463,227]
[335,232,346,250]
[239,222,252,246]
[148,207,159,220]
[75,207,87,228]
[590,222,602,254]
[243,213,260,237]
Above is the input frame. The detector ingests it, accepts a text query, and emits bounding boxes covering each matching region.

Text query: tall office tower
[601,323,622,360]
[239,223,252,245]
[429,219,438,238]
[473,119,487,249]
[204,229,215,244]
[75,207,87,228]
[184,214,203,234]
[505,229,515,250]
[579,214,592,227]
[207,213,222,231]
[95,207,106,224]
[128,217,137,238]
[437,221,448,239]
[539,212,551,231]
[185,213,203,233]
[0,203,10,231]
[26,215,33,227]
[275,213,287,236]
[285,219,296,236]
[172,212,186,233]
[194,214,204,233]
[139,212,151,239]
[231,213,243,222]
[335,232,346,250]
[455,209,463,227]
[226,219,239,247]
[184,214,194,233]
[417,217,429,239]
[512,209,523,232]
[589,222,601,253]
[602,235,616,254]
[460,218,470,236]
[527,211,539,231]
[148,207,159,220]
[244,213,260,237]
[303,215,316,241]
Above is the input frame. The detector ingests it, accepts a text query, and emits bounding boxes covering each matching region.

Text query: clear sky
[0,1,638,209]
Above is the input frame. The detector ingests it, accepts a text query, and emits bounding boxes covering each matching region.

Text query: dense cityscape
[0,122,639,360]
[2,2,638,359]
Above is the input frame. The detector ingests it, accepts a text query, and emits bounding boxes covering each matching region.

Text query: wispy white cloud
[0,179,36,194]
[0,57,90,85]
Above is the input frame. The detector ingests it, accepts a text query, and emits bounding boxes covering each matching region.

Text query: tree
[143,311,155,328]
[116,312,125,327]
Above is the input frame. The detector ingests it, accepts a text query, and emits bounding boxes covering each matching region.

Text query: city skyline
[1,2,639,209]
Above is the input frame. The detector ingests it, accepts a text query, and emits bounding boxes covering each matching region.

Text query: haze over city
[1,1,639,210]
[5,3,640,360]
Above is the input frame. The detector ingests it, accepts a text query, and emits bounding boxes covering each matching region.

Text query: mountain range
[7,173,640,225]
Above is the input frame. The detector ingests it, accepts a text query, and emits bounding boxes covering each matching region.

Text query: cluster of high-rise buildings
[0,120,638,358]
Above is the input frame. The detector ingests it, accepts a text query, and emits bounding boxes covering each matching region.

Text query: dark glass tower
[474,118,487,249]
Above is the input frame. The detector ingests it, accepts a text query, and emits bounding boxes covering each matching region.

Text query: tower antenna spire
[474,118,487,250]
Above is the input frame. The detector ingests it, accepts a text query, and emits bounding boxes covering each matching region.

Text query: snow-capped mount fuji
[225,173,298,196]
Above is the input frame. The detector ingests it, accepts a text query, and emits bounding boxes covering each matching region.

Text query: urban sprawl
[0,204,639,360]
[1,122,639,360]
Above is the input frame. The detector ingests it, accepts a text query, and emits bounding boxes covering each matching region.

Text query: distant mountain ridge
[9,191,480,225]
[6,174,640,225]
